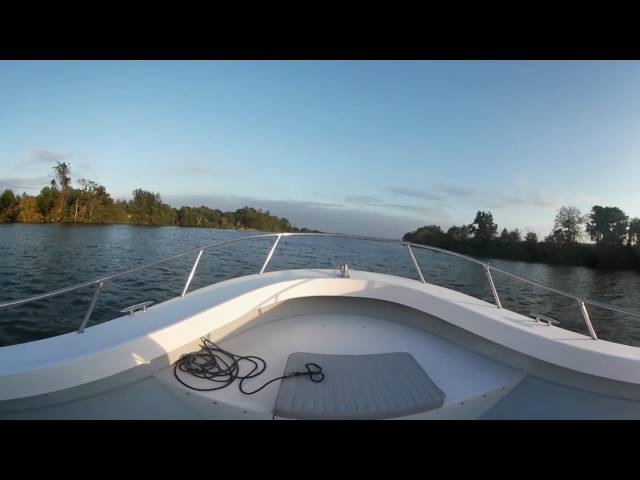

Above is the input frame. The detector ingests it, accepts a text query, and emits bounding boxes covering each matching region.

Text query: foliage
[446,225,472,242]
[404,207,640,271]
[546,206,584,245]
[128,189,175,225]
[16,196,44,223]
[0,189,19,222]
[0,167,311,234]
[586,206,629,246]
[402,225,447,247]
[36,186,58,216]
[498,228,521,242]
[507,229,521,242]
[52,161,71,220]
[470,211,497,241]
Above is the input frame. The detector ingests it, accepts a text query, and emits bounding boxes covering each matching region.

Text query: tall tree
[507,229,522,242]
[74,179,112,223]
[36,186,58,218]
[52,161,71,221]
[16,195,44,223]
[128,189,176,225]
[586,206,629,246]
[471,211,497,241]
[547,206,584,245]
[0,189,19,222]
[403,225,446,246]
[446,225,472,242]
[525,231,538,244]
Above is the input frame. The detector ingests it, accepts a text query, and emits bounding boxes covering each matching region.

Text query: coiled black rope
[173,337,325,395]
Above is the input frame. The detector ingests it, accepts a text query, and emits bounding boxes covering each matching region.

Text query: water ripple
[1,224,640,347]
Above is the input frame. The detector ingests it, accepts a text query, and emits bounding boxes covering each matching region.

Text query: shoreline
[0,220,320,233]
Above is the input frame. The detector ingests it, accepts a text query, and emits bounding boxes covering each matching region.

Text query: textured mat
[274,352,445,419]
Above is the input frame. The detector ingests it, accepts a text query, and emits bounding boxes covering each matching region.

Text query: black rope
[173,337,325,395]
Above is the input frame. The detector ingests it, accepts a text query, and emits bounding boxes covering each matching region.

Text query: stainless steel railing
[1,232,639,340]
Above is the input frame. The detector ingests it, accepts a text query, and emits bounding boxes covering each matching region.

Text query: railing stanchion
[259,235,282,274]
[406,243,426,283]
[77,282,103,333]
[579,299,598,340]
[181,248,204,297]
[484,264,502,309]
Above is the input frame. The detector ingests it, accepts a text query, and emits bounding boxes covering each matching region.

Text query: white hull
[3,269,640,419]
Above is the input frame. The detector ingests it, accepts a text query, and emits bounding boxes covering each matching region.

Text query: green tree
[446,225,472,242]
[403,225,447,247]
[16,195,44,223]
[525,232,538,244]
[52,161,71,220]
[547,206,584,245]
[507,229,521,242]
[108,199,131,224]
[36,186,58,219]
[0,189,19,222]
[176,206,227,228]
[586,206,629,246]
[2,164,306,232]
[128,189,176,225]
[471,211,497,241]
[499,228,521,242]
[545,229,564,243]
[72,179,113,223]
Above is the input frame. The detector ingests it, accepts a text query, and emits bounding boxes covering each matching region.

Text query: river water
[1,224,640,347]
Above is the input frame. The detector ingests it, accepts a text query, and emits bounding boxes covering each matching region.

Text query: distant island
[404,208,640,271]
[0,161,319,233]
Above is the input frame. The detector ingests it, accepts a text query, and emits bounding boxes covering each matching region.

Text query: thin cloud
[434,185,478,198]
[386,187,442,201]
[381,203,445,216]
[281,199,345,209]
[346,194,450,220]
[429,183,561,210]
[495,190,561,209]
[301,200,345,208]
[177,164,220,176]
[573,192,601,207]
[11,149,93,173]
[345,195,383,206]
[0,176,51,192]
[24,149,73,165]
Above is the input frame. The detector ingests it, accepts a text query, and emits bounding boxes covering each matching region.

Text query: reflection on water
[1,224,640,347]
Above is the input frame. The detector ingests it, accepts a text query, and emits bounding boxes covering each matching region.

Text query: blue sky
[1,60,639,237]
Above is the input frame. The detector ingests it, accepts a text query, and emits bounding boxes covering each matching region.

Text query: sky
[1,60,639,238]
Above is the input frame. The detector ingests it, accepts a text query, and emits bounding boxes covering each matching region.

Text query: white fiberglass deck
[4,269,640,405]
[154,311,526,419]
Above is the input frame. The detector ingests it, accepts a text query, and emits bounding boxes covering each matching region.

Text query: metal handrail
[531,313,560,326]
[120,301,154,316]
[1,232,639,340]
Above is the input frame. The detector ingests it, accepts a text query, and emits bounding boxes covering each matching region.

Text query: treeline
[0,162,318,233]
[404,208,640,270]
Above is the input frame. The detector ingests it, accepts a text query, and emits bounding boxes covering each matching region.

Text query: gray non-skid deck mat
[273,352,445,419]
